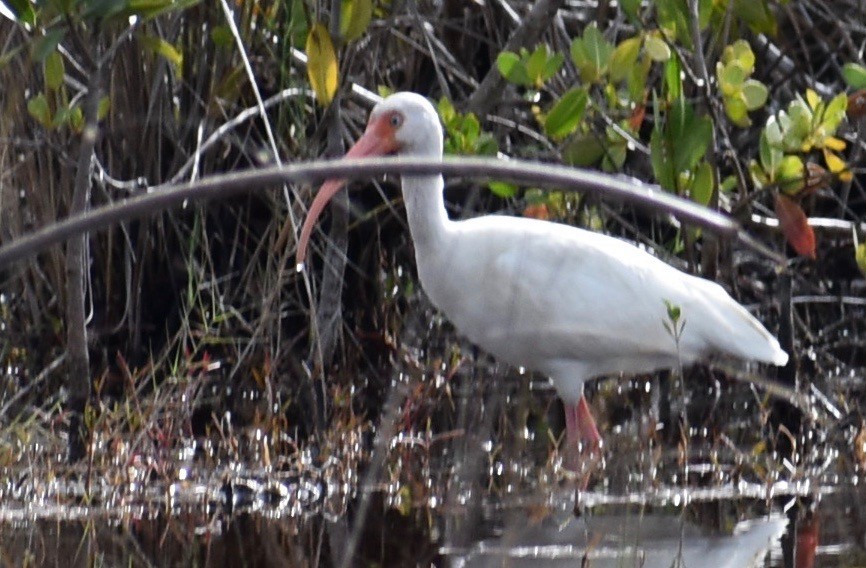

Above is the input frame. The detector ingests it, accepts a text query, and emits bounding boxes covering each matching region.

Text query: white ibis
[297,92,788,462]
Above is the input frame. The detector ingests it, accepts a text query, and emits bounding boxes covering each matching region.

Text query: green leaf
[570,38,592,82]
[583,24,613,77]
[719,61,748,90]
[496,52,531,87]
[543,87,588,140]
[526,45,549,85]
[696,0,713,28]
[777,154,805,194]
[725,96,751,127]
[286,0,308,45]
[609,37,641,82]
[97,96,111,120]
[785,99,813,149]
[33,30,67,62]
[732,0,777,35]
[540,53,564,85]
[562,134,606,167]
[69,105,83,130]
[759,129,783,174]
[571,25,613,82]
[44,50,64,91]
[82,0,129,20]
[620,0,641,21]
[463,113,480,141]
[140,34,183,72]
[690,161,714,206]
[477,133,498,156]
[656,0,691,45]
[48,0,76,13]
[764,116,783,145]
[722,40,755,72]
[650,127,676,191]
[664,300,682,325]
[670,97,712,172]
[720,175,738,193]
[644,35,671,62]
[668,96,692,145]
[842,62,866,89]
[749,160,769,189]
[437,97,456,125]
[525,188,547,205]
[1,0,36,25]
[306,23,339,107]
[210,25,233,48]
[855,242,866,279]
[601,139,627,172]
[664,56,682,100]
[53,103,76,127]
[759,130,772,173]
[488,181,518,198]
[27,94,52,128]
[742,79,768,110]
[627,56,651,102]
[681,114,713,171]
[125,0,199,19]
[822,92,848,132]
[340,0,372,42]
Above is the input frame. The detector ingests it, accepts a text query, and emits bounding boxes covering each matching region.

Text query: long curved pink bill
[296,178,346,270]
[295,115,397,271]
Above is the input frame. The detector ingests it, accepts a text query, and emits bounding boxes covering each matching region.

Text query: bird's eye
[389,113,403,127]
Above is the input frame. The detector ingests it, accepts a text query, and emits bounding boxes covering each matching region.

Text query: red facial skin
[296,110,403,267]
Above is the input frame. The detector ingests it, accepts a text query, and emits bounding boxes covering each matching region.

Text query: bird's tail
[692,281,789,366]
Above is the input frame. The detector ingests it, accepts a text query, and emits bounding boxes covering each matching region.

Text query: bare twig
[464,0,566,116]
[65,54,101,463]
[315,0,349,370]
[0,156,783,268]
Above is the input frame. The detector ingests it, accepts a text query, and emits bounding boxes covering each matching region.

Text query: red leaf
[523,203,549,220]
[774,193,816,258]
[795,514,819,568]
[628,104,646,131]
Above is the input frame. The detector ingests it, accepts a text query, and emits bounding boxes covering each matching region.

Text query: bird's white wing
[421,215,785,379]
[425,216,695,375]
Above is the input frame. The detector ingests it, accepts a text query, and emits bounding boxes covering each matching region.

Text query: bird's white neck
[402,174,451,255]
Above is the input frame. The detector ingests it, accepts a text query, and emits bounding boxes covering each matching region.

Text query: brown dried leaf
[798,162,830,198]
[628,104,646,131]
[855,421,866,468]
[774,193,816,259]
[847,89,866,120]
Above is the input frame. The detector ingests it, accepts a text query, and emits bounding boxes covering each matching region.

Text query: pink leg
[564,395,601,449]
[563,395,602,474]
[576,395,601,445]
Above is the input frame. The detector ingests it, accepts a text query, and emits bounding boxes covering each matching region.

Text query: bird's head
[367,92,443,158]
[296,92,443,268]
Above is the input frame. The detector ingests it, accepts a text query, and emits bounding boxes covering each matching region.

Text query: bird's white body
[404,173,787,405]
[298,92,788,446]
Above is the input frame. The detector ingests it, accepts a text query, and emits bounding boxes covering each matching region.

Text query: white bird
[297,92,788,461]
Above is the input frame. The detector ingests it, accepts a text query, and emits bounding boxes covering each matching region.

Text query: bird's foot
[562,439,603,489]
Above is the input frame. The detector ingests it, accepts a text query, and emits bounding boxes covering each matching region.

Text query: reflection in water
[0,334,864,565]
[449,507,787,567]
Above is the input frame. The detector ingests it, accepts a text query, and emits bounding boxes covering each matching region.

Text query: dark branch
[0,156,780,267]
